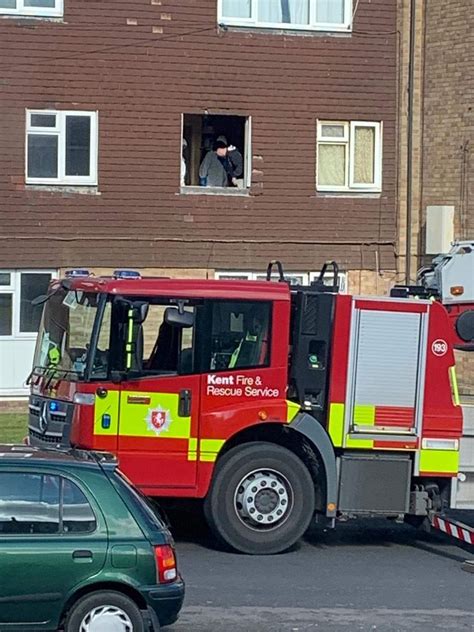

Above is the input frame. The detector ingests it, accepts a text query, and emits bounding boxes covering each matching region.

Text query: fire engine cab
[28,262,468,554]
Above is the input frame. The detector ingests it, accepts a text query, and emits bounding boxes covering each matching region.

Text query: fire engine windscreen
[33,289,110,379]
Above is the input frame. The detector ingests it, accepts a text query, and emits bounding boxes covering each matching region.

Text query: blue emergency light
[49,401,59,412]
[65,269,90,278]
[112,269,141,280]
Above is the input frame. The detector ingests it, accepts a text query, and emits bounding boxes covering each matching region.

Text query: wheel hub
[235,468,292,530]
[79,605,133,632]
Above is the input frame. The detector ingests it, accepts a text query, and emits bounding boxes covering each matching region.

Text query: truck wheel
[64,590,145,632]
[204,441,315,555]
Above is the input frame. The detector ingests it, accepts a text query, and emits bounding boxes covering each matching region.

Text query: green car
[0,445,184,631]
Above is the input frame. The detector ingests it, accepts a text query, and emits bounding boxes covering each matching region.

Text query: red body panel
[422,301,463,438]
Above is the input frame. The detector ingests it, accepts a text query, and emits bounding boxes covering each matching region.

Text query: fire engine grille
[28,395,73,448]
[29,428,61,446]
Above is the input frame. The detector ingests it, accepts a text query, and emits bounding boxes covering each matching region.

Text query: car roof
[0,445,117,469]
[51,277,291,302]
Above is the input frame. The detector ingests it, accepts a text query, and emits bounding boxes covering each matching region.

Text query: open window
[181,114,251,191]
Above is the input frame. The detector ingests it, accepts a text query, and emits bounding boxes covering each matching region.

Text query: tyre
[204,441,315,555]
[64,590,146,632]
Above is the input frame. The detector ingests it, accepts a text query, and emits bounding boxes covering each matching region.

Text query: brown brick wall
[420,2,474,395]
[0,0,398,274]
[421,1,474,244]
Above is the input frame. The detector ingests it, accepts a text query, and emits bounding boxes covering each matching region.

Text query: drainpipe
[405,0,417,284]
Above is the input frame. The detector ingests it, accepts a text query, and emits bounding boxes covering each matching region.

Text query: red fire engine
[28,262,469,554]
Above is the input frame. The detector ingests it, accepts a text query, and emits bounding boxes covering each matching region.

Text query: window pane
[0,473,60,535]
[0,273,11,286]
[222,0,251,18]
[321,124,345,138]
[24,0,56,6]
[141,304,195,374]
[0,0,16,9]
[318,143,346,187]
[91,300,111,379]
[316,0,345,24]
[65,116,91,177]
[353,126,375,184]
[20,273,52,333]
[30,114,56,128]
[27,134,58,178]
[0,294,13,336]
[258,0,309,25]
[208,301,270,371]
[62,479,96,533]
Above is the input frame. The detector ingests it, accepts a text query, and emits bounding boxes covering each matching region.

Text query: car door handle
[73,549,93,561]
[178,389,192,417]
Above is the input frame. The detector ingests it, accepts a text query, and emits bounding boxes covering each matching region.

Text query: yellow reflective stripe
[200,439,225,453]
[200,453,218,462]
[449,366,460,406]
[187,437,198,461]
[286,400,300,423]
[328,403,345,447]
[419,448,459,474]
[353,405,376,426]
[94,390,119,435]
[345,435,374,449]
[119,392,191,438]
[125,309,134,370]
[199,439,225,463]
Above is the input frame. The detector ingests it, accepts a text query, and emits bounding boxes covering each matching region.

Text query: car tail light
[154,545,177,583]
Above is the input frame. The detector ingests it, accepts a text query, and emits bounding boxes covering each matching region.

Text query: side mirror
[164,307,194,328]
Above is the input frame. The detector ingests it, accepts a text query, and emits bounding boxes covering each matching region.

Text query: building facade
[1,0,400,396]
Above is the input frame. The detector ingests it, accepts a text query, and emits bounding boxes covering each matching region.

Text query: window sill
[218,23,352,37]
[26,185,100,195]
[0,14,64,21]
[316,191,382,199]
[180,186,249,197]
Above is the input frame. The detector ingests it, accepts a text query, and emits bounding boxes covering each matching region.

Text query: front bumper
[140,577,185,627]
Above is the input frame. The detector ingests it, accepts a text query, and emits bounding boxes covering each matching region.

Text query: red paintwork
[327,295,352,405]
[374,406,414,428]
[444,303,474,350]
[354,299,428,314]
[422,301,463,438]
[373,440,419,450]
[52,277,291,303]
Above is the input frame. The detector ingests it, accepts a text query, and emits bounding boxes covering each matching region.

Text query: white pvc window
[26,110,98,185]
[219,0,352,32]
[0,0,63,18]
[317,120,382,192]
[0,270,56,339]
[216,270,347,292]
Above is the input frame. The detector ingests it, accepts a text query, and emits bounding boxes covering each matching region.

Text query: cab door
[116,301,200,490]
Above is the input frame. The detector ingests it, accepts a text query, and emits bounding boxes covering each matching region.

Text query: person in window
[216,135,243,185]
[181,138,188,186]
[199,138,242,187]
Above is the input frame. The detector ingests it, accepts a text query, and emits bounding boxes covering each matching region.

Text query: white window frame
[218,0,352,32]
[317,120,382,193]
[26,110,98,186]
[0,270,57,340]
[216,270,347,293]
[0,0,63,18]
